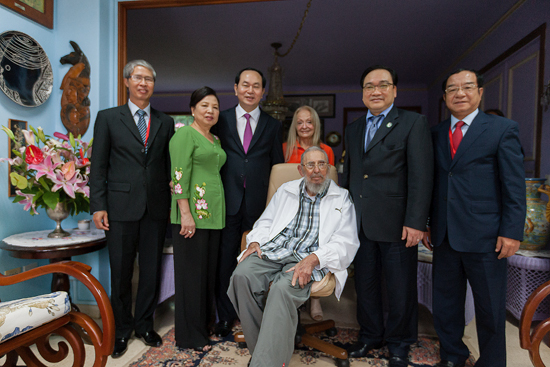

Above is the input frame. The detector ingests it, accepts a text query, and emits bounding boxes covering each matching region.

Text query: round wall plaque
[0,31,53,107]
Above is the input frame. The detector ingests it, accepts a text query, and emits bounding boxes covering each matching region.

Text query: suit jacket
[342,106,434,242]
[214,107,284,220]
[89,104,174,221]
[430,111,526,252]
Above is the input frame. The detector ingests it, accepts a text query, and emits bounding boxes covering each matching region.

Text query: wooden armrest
[520,279,550,367]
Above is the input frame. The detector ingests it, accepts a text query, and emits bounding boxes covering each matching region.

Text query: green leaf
[9,172,27,189]
[43,191,59,210]
[38,177,51,191]
[88,137,93,148]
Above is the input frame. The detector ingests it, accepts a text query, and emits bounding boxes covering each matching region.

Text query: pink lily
[0,156,23,165]
[15,190,36,212]
[22,129,36,145]
[75,174,90,197]
[28,155,61,180]
[51,170,79,199]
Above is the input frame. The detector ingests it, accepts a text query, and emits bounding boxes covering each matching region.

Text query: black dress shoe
[347,341,385,358]
[389,355,409,367]
[214,320,232,337]
[135,330,163,347]
[435,361,466,367]
[112,337,129,358]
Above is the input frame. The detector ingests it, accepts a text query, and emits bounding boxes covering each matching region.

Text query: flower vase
[521,178,550,251]
[46,202,71,238]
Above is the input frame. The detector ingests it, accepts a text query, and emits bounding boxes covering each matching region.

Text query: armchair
[0,261,114,367]
[234,163,350,367]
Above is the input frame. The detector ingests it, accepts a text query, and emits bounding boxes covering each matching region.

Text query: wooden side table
[1,229,106,303]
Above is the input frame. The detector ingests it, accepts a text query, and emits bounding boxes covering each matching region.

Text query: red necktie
[451,121,465,159]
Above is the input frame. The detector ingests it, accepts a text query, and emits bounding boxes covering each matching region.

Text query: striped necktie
[137,109,148,152]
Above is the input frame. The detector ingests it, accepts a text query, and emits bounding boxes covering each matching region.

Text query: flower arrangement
[0,125,92,216]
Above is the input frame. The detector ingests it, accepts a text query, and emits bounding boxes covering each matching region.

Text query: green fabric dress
[170,125,226,229]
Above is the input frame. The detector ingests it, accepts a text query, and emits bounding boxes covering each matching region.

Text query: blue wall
[0,0,118,302]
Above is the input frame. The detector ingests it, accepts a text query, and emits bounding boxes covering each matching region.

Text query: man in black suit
[427,69,525,367]
[90,60,174,358]
[342,65,433,367]
[213,68,284,336]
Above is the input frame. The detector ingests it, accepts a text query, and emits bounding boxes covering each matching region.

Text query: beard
[305,175,330,195]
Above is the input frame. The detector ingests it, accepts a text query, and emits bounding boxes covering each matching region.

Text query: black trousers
[172,226,220,349]
[433,240,507,367]
[106,211,166,339]
[354,227,418,357]
[215,195,257,323]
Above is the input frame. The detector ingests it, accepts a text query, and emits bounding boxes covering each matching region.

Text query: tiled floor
[5,277,550,366]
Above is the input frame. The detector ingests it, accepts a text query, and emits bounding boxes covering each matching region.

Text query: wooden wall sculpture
[59,41,90,137]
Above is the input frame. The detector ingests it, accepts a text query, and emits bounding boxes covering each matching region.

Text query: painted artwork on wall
[0,0,54,29]
[0,31,53,107]
[169,113,194,130]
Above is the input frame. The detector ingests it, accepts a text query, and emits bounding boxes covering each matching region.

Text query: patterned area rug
[130,325,476,366]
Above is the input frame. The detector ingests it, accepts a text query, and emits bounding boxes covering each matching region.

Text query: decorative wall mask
[60,41,90,137]
[0,30,53,107]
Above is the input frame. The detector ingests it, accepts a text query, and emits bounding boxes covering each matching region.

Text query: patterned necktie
[364,115,382,151]
[137,109,148,152]
[243,113,253,153]
[451,121,465,159]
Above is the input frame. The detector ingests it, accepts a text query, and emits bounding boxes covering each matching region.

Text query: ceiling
[126,0,521,93]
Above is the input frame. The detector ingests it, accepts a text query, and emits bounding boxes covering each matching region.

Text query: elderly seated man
[228,146,360,367]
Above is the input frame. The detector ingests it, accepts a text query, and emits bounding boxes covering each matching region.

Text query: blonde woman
[283,105,334,165]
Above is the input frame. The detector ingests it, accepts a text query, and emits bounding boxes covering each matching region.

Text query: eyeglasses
[445,83,478,95]
[129,75,155,84]
[362,83,393,93]
[302,162,329,170]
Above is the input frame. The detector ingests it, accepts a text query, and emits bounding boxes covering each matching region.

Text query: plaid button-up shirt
[260,180,329,281]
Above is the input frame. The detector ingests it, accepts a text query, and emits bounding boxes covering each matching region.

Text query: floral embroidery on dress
[193,183,211,219]
[173,168,183,194]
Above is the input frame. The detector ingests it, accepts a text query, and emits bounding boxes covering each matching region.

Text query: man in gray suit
[90,60,174,358]
[342,65,433,367]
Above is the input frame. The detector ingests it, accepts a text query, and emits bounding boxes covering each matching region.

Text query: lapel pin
[386,122,393,128]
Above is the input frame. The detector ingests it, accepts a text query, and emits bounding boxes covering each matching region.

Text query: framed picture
[168,112,194,130]
[7,119,27,197]
[284,94,335,118]
[0,0,54,29]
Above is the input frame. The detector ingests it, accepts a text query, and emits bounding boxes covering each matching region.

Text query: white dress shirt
[235,104,260,144]
[451,108,479,136]
[128,100,151,126]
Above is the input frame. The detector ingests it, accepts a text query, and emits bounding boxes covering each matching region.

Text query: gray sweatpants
[227,255,312,367]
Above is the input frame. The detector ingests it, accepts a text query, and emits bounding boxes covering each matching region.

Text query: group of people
[89,60,526,367]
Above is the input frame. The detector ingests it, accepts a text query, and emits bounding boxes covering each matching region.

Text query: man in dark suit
[90,60,174,358]
[342,65,433,367]
[213,68,284,336]
[427,69,525,367]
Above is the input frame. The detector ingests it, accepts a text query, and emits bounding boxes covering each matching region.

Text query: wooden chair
[234,163,350,367]
[0,261,114,367]
[520,279,550,367]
